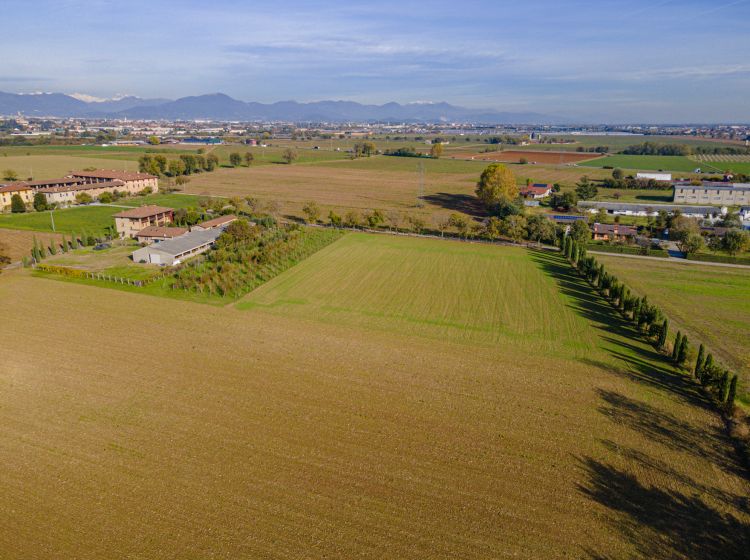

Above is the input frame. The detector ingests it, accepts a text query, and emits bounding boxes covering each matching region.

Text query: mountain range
[0,91,564,124]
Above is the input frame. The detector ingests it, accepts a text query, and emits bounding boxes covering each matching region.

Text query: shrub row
[586,243,669,258]
[563,236,740,415]
[686,252,750,266]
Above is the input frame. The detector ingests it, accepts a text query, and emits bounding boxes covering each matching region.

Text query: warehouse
[131,226,226,266]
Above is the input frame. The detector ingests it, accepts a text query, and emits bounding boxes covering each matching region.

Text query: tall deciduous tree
[475,164,518,209]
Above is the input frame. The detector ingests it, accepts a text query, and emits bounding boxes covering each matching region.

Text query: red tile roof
[136,226,188,238]
[69,170,157,181]
[593,223,637,236]
[196,214,237,229]
[0,184,32,193]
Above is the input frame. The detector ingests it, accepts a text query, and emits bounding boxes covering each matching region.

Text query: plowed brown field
[0,236,747,559]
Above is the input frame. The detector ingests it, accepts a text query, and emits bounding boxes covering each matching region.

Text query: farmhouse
[135,225,189,244]
[519,183,553,199]
[0,184,34,210]
[191,214,238,231]
[132,226,227,266]
[578,201,726,220]
[113,205,174,238]
[39,180,126,206]
[2,177,84,191]
[592,223,637,242]
[672,181,750,205]
[69,170,159,194]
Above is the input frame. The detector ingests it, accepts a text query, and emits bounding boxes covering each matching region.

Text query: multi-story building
[40,180,127,206]
[69,170,159,194]
[673,182,750,205]
[113,205,174,238]
[0,184,34,211]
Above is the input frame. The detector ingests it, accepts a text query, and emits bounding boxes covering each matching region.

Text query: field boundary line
[588,250,750,269]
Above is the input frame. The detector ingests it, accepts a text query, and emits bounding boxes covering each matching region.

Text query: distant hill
[0,91,565,124]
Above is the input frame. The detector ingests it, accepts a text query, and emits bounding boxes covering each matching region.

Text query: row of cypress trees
[30,232,90,264]
[562,235,739,413]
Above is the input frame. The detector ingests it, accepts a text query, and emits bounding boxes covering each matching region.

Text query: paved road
[588,251,750,270]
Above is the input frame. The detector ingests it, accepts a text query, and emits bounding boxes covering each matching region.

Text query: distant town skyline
[3,0,750,122]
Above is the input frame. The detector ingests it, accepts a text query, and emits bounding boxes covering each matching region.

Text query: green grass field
[0,193,224,235]
[239,233,597,354]
[596,255,750,402]
[1,233,748,558]
[579,154,701,173]
[0,205,119,234]
[698,161,750,175]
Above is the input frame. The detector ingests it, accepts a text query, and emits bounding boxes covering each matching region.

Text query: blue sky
[2,0,750,122]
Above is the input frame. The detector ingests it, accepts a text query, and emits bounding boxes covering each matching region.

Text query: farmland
[0,228,63,261]
[0,234,747,558]
[445,149,602,165]
[595,255,750,403]
[579,154,701,172]
[0,204,120,234]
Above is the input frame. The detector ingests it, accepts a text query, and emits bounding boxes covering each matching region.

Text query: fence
[34,263,164,288]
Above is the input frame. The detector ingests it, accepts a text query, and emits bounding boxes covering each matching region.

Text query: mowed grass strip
[578,154,701,172]
[0,205,119,234]
[595,254,750,402]
[239,233,599,356]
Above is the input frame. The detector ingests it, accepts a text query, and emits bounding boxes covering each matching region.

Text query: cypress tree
[701,354,714,384]
[657,318,668,349]
[726,375,738,411]
[694,344,705,377]
[672,331,682,361]
[719,371,730,402]
[677,335,688,365]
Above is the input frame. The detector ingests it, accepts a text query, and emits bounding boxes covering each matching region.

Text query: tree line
[563,236,741,416]
[622,142,750,156]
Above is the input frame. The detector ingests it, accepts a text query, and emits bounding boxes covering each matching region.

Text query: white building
[578,201,726,221]
[131,226,227,266]
[636,172,672,182]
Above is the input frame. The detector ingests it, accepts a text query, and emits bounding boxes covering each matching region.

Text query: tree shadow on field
[420,192,486,217]
[577,454,750,559]
[596,389,746,479]
[529,249,750,558]
[529,250,712,409]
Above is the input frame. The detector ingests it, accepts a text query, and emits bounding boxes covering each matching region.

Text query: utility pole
[417,161,425,208]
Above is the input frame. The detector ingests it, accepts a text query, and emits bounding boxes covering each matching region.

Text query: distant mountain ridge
[0,91,564,124]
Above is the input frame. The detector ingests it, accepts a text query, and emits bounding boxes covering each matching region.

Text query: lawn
[238,233,597,354]
[596,254,750,403]
[579,154,702,173]
[0,204,119,234]
[42,242,161,281]
[117,192,223,209]
[1,234,746,558]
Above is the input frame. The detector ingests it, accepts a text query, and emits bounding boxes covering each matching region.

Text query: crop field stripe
[1,232,748,557]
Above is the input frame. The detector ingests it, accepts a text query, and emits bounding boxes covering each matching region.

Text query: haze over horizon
[3,0,750,123]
